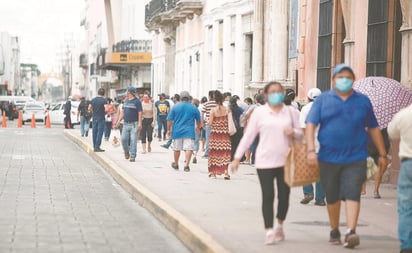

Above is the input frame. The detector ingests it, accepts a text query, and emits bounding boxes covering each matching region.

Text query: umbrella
[354,77,412,129]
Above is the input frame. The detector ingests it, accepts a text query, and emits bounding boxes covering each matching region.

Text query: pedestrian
[115,87,143,162]
[64,96,72,129]
[141,94,156,153]
[89,88,108,152]
[232,81,301,245]
[284,89,301,111]
[229,96,243,161]
[167,91,201,172]
[199,96,208,152]
[208,90,232,179]
[298,88,325,206]
[201,90,217,158]
[77,97,91,137]
[155,93,170,142]
[161,94,180,149]
[244,94,266,165]
[104,98,115,141]
[223,92,232,107]
[192,98,201,164]
[387,104,412,253]
[306,64,388,249]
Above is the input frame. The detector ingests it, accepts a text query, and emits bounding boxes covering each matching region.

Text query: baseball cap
[180,91,190,99]
[127,86,137,96]
[333,64,355,77]
[307,88,322,100]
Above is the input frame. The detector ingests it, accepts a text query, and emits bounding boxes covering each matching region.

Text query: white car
[48,101,80,125]
[22,103,47,124]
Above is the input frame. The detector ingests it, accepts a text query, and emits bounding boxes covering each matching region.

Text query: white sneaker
[264,230,276,245]
[274,227,285,242]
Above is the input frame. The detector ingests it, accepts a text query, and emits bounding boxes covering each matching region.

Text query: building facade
[146,0,299,99]
[78,0,153,99]
[0,32,20,96]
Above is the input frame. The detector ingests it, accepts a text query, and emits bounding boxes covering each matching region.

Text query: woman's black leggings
[141,118,153,144]
[257,168,290,228]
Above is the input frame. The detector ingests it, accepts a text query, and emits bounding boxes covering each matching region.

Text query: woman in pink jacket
[232,81,302,245]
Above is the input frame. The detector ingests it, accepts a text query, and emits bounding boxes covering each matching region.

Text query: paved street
[66,127,400,253]
[0,125,190,253]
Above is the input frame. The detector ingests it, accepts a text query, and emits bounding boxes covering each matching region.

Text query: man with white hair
[299,88,325,206]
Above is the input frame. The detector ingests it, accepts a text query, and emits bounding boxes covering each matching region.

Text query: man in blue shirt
[306,64,388,249]
[116,87,142,162]
[167,91,201,172]
[89,88,107,152]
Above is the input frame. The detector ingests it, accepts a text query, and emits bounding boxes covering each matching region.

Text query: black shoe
[315,201,326,206]
[184,166,190,172]
[171,162,179,170]
[94,148,105,152]
[125,152,130,160]
[85,131,88,137]
[130,157,136,162]
[329,229,341,245]
[300,195,314,204]
[344,230,359,249]
[192,157,197,164]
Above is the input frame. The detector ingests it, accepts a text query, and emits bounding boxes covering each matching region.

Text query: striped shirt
[201,100,217,122]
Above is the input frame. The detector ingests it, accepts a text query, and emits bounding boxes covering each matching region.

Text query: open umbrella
[354,77,412,129]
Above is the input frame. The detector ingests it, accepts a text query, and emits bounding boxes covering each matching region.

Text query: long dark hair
[229,96,239,112]
[214,90,224,105]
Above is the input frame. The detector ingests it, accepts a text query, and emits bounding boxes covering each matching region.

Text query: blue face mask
[268,92,285,106]
[335,77,353,93]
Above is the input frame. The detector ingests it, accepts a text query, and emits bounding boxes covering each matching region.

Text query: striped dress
[208,115,231,175]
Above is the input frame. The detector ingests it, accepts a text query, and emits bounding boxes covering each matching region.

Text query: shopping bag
[366,156,378,180]
[228,111,237,136]
[111,130,121,148]
[284,139,320,187]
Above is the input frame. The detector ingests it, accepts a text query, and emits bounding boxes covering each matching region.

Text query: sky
[0,0,83,73]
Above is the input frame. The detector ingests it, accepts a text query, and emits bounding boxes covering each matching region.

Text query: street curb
[64,130,231,253]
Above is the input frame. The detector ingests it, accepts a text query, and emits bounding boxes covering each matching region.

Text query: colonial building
[79,0,152,99]
[0,32,20,96]
[146,0,299,99]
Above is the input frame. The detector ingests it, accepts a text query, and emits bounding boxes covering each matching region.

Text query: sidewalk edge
[64,130,231,253]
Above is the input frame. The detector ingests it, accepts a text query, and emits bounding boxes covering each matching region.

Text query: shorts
[319,160,367,204]
[172,138,195,151]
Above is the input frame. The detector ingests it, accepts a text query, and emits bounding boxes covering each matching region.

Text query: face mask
[335,77,353,93]
[268,92,285,106]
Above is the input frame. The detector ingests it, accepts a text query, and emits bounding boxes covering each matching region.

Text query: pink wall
[351,0,368,80]
[298,1,319,100]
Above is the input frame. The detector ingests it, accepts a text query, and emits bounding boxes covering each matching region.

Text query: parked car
[22,103,47,124]
[47,101,80,125]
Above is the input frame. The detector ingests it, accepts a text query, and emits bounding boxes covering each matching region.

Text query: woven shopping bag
[284,139,320,187]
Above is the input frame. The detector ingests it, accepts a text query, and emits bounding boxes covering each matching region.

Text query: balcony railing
[145,0,202,30]
[112,39,152,53]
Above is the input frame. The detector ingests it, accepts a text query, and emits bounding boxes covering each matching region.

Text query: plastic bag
[111,130,121,148]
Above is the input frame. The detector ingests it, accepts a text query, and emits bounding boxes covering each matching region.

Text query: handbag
[227,110,237,136]
[105,114,112,122]
[111,130,121,148]
[284,107,320,187]
[366,156,378,180]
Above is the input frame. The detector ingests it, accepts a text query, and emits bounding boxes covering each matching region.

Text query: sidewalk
[65,130,400,253]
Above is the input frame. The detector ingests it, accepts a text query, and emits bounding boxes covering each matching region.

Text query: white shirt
[388,104,412,160]
[299,101,320,152]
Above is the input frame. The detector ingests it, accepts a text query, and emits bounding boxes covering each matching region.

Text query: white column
[400,0,412,88]
[252,0,264,83]
[270,0,288,81]
[223,16,232,93]
[341,0,355,67]
[235,14,245,98]
[212,20,220,90]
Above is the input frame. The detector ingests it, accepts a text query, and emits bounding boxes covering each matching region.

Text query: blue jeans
[398,159,412,251]
[80,116,90,136]
[204,124,212,157]
[157,115,167,139]
[193,132,200,152]
[164,137,173,148]
[303,181,325,202]
[121,122,138,157]
[92,118,105,149]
